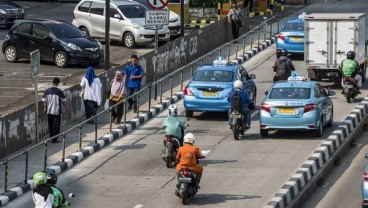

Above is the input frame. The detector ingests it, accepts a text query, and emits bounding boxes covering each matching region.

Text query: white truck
[304,13,367,82]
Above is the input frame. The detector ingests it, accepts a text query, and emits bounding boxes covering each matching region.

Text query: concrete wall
[0,17,244,158]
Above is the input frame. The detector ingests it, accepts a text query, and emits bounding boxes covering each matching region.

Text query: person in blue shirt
[123,54,145,113]
[162,104,187,146]
[227,80,253,129]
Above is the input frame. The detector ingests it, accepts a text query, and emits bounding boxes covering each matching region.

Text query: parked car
[259,76,335,137]
[2,19,104,68]
[118,0,181,38]
[361,154,368,208]
[0,0,25,29]
[184,56,257,118]
[72,0,170,48]
[276,14,305,54]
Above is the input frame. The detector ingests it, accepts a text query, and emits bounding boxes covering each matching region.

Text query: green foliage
[189,0,230,7]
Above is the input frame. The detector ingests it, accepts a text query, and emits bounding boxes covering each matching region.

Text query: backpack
[231,89,242,111]
[275,59,291,80]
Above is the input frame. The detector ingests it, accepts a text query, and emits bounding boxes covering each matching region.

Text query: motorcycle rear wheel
[181,191,189,205]
[346,92,352,103]
[232,120,240,140]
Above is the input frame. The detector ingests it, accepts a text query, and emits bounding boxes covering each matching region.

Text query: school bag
[275,59,291,80]
[231,89,242,111]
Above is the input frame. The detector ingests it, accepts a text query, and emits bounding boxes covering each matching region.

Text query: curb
[266,97,368,208]
[0,36,277,207]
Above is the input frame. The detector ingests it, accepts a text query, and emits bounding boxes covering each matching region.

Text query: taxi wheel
[313,119,323,137]
[185,110,193,118]
[260,129,268,137]
[326,110,333,127]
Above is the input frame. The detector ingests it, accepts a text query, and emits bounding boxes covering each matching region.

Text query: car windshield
[269,87,310,99]
[47,23,84,39]
[284,23,304,31]
[193,70,233,82]
[118,5,146,18]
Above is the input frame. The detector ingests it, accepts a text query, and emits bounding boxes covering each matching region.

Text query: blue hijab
[85,66,97,86]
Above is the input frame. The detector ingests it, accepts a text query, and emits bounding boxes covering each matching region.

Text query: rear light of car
[308,125,315,129]
[260,124,267,128]
[363,171,368,182]
[304,103,316,113]
[363,200,368,205]
[277,34,285,41]
[261,102,271,113]
[184,86,193,96]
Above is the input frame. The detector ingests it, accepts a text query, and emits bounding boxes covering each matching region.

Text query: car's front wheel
[80,26,90,37]
[260,129,268,137]
[185,110,193,118]
[123,32,136,48]
[4,46,18,63]
[54,51,68,68]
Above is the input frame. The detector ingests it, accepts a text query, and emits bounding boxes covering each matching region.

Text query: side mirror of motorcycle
[68,193,75,198]
[249,74,256,79]
[365,154,368,159]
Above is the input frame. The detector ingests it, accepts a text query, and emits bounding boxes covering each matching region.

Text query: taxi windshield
[284,22,304,31]
[269,87,310,99]
[193,70,233,82]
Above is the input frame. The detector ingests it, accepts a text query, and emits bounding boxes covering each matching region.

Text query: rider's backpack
[275,59,291,80]
[231,89,242,111]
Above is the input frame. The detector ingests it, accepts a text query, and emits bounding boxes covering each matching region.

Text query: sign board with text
[147,0,169,9]
[145,10,169,26]
[30,50,40,79]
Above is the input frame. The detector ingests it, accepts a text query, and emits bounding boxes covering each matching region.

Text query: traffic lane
[300,131,368,208]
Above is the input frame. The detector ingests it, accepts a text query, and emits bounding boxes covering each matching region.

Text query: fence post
[123,99,127,127]
[43,141,48,172]
[235,41,239,60]
[191,63,194,78]
[159,80,163,104]
[170,74,173,99]
[136,91,140,117]
[263,23,267,42]
[218,47,221,57]
[209,52,212,63]
[180,69,184,91]
[4,159,8,192]
[62,133,66,162]
[227,43,231,62]
[24,150,29,184]
[243,35,246,56]
[94,116,98,143]
[257,27,261,48]
[79,124,82,150]
[270,20,273,38]
[250,31,254,50]
[148,84,152,111]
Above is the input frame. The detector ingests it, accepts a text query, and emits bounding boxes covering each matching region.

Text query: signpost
[30,50,40,143]
[146,0,169,100]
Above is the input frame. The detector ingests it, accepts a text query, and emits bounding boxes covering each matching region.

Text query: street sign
[147,0,169,9]
[145,10,169,26]
[30,50,40,79]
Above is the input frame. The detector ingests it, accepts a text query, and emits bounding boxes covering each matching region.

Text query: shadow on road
[201,159,238,166]
[191,193,262,205]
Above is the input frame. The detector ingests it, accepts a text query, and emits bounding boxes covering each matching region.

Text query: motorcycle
[175,168,199,205]
[162,135,181,168]
[230,110,248,140]
[342,76,359,103]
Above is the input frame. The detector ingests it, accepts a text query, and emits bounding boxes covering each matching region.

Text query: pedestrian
[42,78,68,143]
[108,71,126,124]
[227,1,243,40]
[124,54,145,113]
[80,66,102,124]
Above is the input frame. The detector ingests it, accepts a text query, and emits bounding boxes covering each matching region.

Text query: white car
[72,0,170,48]
[119,0,181,38]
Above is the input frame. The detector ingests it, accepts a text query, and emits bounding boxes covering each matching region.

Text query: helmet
[33,172,47,186]
[233,80,243,89]
[183,133,195,144]
[168,104,177,115]
[281,49,288,56]
[347,51,355,60]
[46,172,57,185]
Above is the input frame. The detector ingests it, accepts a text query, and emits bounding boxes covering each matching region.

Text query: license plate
[90,54,99,59]
[345,85,354,88]
[202,90,217,96]
[278,107,296,114]
[231,114,242,118]
[290,37,302,42]
[178,177,192,183]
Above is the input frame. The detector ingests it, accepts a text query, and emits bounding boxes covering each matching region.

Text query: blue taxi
[184,56,256,118]
[276,13,305,54]
[259,76,336,137]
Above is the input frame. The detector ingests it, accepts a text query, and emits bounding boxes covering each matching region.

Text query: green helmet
[33,172,47,186]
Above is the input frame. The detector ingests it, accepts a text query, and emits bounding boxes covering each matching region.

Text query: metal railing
[0,16,280,195]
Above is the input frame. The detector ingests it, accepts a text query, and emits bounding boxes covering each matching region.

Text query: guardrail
[0,16,280,195]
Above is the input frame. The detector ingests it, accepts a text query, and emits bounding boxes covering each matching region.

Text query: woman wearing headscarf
[80,66,102,123]
[108,70,126,124]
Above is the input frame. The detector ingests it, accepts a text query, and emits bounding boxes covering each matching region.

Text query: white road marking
[251,110,259,118]
[201,150,211,156]
[134,205,143,208]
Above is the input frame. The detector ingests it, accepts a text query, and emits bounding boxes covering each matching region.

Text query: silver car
[72,0,170,48]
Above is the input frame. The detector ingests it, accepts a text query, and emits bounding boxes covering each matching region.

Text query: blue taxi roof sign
[213,56,227,66]
[287,76,305,81]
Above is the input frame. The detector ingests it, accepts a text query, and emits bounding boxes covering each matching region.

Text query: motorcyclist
[32,172,54,208]
[227,80,253,130]
[46,172,70,208]
[338,51,362,94]
[272,49,296,82]
[162,104,187,146]
[176,133,205,189]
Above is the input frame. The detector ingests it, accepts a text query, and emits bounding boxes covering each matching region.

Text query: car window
[239,67,250,80]
[32,24,50,38]
[47,23,84,39]
[193,70,233,82]
[89,2,104,15]
[118,5,146,18]
[78,1,91,12]
[314,85,321,98]
[109,8,120,18]
[316,83,327,96]
[16,23,31,34]
[269,87,310,99]
[284,22,304,31]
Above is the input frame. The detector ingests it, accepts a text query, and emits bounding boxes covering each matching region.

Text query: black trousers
[109,99,124,122]
[48,114,61,142]
[84,100,98,119]
[231,20,240,40]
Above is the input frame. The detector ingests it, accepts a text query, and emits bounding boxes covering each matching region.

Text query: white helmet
[168,104,178,115]
[183,133,195,144]
[233,80,243,89]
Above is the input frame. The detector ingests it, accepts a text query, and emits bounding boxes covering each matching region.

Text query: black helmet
[281,49,288,56]
[46,172,57,185]
[347,51,355,60]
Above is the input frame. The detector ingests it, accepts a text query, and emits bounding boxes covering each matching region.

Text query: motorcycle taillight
[182,170,189,176]
[166,137,173,142]
[344,77,352,82]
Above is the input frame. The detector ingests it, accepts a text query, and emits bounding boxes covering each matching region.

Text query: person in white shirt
[227,2,243,40]
[80,66,102,124]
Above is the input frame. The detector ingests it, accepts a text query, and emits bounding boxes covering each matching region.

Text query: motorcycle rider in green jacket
[46,172,70,208]
[338,51,362,94]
